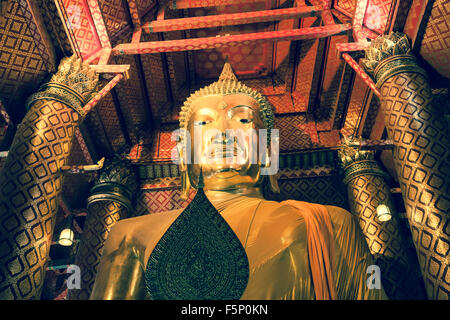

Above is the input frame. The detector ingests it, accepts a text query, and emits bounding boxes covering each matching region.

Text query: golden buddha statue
[90,63,387,300]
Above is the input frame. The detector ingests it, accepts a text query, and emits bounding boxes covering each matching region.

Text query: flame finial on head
[219,60,238,82]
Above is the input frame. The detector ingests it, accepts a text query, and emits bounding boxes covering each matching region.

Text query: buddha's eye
[240,118,252,124]
[194,120,210,126]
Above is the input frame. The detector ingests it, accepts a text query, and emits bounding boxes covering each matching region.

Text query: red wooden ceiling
[0,0,449,199]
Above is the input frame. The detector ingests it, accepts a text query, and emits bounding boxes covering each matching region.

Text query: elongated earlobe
[269,174,280,194]
[261,149,280,194]
[180,170,191,200]
[177,136,191,200]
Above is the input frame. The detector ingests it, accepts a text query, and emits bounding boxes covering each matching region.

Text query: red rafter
[86,0,111,48]
[90,64,130,76]
[113,24,352,55]
[352,0,369,42]
[83,74,125,114]
[144,6,322,33]
[321,9,335,25]
[336,42,369,56]
[132,27,142,43]
[74,128,94,164]
[84,47,106,64]
[170,0,265,9]
[342,53,380,97]
[126,0,141,27]
[98,47,112,65]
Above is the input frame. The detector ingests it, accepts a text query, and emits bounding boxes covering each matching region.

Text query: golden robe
[90,193,387,300]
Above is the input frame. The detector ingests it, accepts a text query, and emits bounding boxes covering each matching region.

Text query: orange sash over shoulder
[283,201,337,300]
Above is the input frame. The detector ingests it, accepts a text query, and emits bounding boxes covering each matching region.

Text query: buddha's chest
[141,202,312,299]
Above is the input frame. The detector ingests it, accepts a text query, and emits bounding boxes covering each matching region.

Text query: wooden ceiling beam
[121,0,155,127]
[335,42,369,56]
[126,0,141,27]
[83,74,125,114]
[17,0,58,72]
[113,24,351,55]
[283,15,301,93]
[170,0,265,9]
[110,88,132,145]
[321,9,334,26]
[86,0,111,48]
[90,64,131,78]
[75,125,98,164]
[144,6,321,33]
[341,53,380,97]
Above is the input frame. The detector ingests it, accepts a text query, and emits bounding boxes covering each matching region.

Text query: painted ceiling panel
[94,92,126,152]
[292,16,321,110]
[317,130,341,147]
[190,0,274,79]
[363,0,394,34]
[361,94,381,138]
[316,34,351,132]
[113,31,153,140]
[0,0,49,121]
[62,0,101,58]
[140,32,170,121]
[160,11,190,107]
[419,0,450,78]
[275,114,314,151]
[84,102,112,155]
[333,62,354,130]
[135,0,156,16]
[151,124,178,161]
[98,0,128,38]
[335,0,358,16]
[113,54,150,141]
[342,75,368,137]
[39,0,74,57]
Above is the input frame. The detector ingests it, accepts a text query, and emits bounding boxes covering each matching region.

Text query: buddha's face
[185,93,266,191]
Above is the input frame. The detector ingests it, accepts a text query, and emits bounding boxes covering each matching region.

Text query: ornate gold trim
[25,55,99,117]
[374,54,427,88]
[341,159,391,185]
[87,182,133,212]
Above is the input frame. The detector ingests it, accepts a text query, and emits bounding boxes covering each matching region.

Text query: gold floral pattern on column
[363,33,450,300]
[0,56,98,299]
[339,142,427,299]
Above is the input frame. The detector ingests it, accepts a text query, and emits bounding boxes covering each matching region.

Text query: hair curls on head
[178,62,275,143]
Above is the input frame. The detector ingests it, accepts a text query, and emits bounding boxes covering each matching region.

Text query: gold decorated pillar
[69,158,137,300]
[0,56,98,299]
[339,145,427,299]
[362,32,450,299]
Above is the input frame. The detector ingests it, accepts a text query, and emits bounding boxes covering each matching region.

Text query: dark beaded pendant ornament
[145,170,250,299]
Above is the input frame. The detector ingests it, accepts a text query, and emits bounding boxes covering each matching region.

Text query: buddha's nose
[215,113,232,136]
[213,132,234,145]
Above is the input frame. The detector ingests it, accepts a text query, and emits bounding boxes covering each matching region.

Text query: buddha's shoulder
[250,200,308,235]
[108,209,184,240]
[256,200,353,228]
